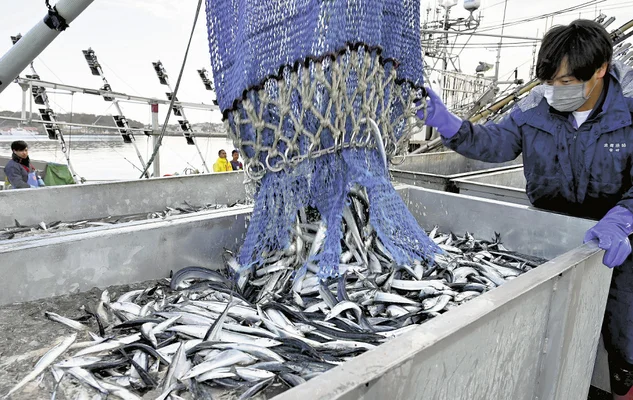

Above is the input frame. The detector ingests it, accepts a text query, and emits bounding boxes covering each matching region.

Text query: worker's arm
[5,163,29,188]
[213,162,221,173]
[421,88,523,163]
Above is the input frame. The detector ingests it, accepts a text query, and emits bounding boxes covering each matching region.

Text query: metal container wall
[389,151,522,192]
[273,187,611,400]
[0,171,247,228]
[452,167,529,205]
[451,168,612,393]
[1,186,611,400]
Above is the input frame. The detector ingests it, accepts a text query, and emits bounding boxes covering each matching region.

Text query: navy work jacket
[443,62,633,220]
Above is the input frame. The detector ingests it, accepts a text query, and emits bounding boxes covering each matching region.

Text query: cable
[476,0,604,33]
[36,57,65,84]
[101,61,143,96]
[139,0,203,179]
[478,0,601,29]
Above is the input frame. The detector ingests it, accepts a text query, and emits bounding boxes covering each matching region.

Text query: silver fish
[5,333,77,398]
[45,312,89,331]
[181,350,255,380]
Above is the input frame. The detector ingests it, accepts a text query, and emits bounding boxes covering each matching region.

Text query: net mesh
[205,0,438,278]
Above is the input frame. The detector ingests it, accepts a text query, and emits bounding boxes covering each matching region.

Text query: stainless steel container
[452,167,528,205]
[0,185,610,400]
[390,151,522,192]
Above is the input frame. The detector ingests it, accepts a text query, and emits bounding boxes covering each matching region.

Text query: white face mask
[543,81,597,112]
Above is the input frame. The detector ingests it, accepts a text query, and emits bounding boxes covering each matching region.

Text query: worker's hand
[416,87,463,138]
[584,205,633,268]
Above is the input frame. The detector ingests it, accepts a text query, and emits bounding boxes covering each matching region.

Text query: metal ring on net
[308,142,322,159]
[265,150,287,172]
[390,153,407,165]
[384,140,397,158]
[245,158,267,181]
[349,127,358,145]
[284,146,301,164]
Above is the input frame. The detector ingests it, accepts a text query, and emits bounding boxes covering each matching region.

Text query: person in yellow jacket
[213,149,233,172]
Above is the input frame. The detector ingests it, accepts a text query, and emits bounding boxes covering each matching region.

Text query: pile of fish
[0,200,250,241]
[5,187,547,399]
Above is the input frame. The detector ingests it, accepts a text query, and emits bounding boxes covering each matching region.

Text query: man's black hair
[218,149,226,156]
[232,149,239,156]
[11,140,28,152]
[536,19,612,82]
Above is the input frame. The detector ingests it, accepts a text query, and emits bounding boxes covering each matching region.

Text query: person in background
[230,149,243,171]
[420,19,633,399]
[213,149,233,172]
[4,140,45,189]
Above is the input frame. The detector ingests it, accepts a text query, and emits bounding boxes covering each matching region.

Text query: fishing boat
[0,126,41,138]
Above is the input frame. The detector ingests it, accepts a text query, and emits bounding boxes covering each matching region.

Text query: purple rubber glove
[584,205,633,268]
[416,87,463,138]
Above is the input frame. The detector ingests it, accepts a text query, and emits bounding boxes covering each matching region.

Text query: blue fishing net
[205,0,439,278]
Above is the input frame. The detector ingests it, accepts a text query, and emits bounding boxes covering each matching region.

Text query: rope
[226,46,425,181]
[139,0,203,179]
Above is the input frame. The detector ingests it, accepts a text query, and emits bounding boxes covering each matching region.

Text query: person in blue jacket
[4,140,44,189]
[420,19,633,399]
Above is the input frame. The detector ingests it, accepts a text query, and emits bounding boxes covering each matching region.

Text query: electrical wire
[478,0,602,29]
[36,57,65,84]
[101,60,143,96]
[476,0,605,33]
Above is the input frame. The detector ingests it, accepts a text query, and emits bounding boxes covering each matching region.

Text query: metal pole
[0,0,94,94]
[57,133,81,184]
[112,100,149,178]
[151,103,160,178]
[28,82,33,123]
[17,77,219,111]
[0,116,227,137]
[152,62,210,173]
[81,49,150,178]
[11,36,82,184]
[442,7,450,104]
[494,0,510,84]
[21,86,27,121]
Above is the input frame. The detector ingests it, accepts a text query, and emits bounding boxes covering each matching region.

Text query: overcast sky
[0,0,631,125]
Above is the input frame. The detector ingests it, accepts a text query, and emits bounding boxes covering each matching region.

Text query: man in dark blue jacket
[421,20,633,399]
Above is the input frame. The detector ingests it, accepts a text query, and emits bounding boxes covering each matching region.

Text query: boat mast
[0,0,94,95]
[10,34,82,184]
[82,48,150,178]
[152,61,211,174]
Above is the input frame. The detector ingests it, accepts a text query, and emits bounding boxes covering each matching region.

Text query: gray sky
[0,0,631,125]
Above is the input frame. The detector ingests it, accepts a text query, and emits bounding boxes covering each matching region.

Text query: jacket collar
[12,152,31,168]
[526,67,632,134]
